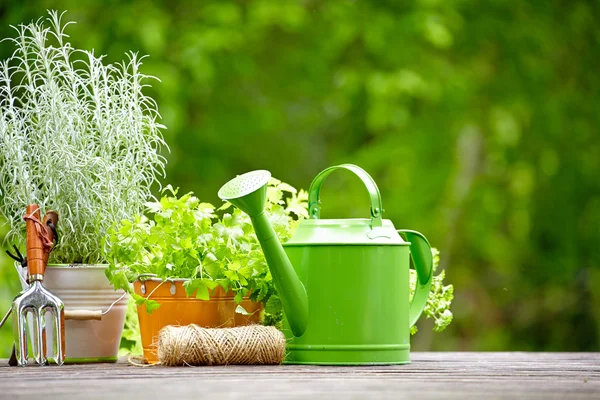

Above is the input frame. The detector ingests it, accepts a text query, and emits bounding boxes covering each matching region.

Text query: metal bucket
[20,264,128,363]
[133,278,263,363]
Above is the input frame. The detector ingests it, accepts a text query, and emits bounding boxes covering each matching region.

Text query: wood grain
[0,352,598,399]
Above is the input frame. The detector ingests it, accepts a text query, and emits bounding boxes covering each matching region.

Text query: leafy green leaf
[286,189,309,219]
[238,265,253,279]
[145,201,162,213]
[216,279,230,291]
[235,305,253,315]
[131,293,161,314]
[195,281,210,300]
[217,202,233,211]
[203,253,221,278]
[109,270,131,292]
[144,299,161,314]
[195,203,217,220]
[131,293,146,306]
[203,279,220,291]
[264,295,282,314]
[277,182,297,194]
[183,279,200,297]
[228,260,241,271]
[161,184,177,196]
[234,291,243,303]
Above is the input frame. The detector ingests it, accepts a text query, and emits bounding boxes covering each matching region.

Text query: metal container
[133,279,263,363]
[20,264,128,363]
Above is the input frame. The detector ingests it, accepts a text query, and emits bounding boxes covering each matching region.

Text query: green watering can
[218,164,433,365]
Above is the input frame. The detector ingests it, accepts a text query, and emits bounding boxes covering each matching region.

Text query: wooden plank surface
[0,352,598,399]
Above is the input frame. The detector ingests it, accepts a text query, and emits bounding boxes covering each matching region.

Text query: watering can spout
[218,171,309,337]
[250,211,309,336]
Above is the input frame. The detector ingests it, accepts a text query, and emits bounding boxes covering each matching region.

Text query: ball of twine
[157,324,286,366]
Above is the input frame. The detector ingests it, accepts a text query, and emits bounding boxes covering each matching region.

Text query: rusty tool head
[11,205,64,366]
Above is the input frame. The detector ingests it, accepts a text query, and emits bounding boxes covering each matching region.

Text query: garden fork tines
[11,204,64,367]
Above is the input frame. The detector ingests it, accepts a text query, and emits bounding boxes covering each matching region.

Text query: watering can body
[219,164,433,365]
[283,221,416,364]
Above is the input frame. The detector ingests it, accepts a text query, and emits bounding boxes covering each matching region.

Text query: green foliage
[0,218,20,357]
[105,179,308,319]
[118,297,143,356]
[0,11,166,264]
[410,249,454,335]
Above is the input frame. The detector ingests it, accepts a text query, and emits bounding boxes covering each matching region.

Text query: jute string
[23,211,54,251]
[157,324,286,366]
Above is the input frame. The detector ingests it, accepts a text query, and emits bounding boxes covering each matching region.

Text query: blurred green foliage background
[0,0,598,355]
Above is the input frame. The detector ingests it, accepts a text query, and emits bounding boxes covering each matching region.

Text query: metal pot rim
[46,264,109,269]
[136,274,190,283]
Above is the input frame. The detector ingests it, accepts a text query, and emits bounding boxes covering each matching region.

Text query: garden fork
[11,204,64,366]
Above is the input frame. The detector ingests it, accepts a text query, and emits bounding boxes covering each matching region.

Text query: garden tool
[218,164,433,365]
[11,204,65,366]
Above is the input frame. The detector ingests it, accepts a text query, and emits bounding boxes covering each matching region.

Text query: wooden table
[0,352,598,399]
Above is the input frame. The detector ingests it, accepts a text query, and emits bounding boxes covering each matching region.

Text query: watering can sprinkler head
[218,170,309,337]
[217,170,271,217]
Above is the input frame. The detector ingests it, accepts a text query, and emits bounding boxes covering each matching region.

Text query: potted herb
[0,11,166,362]
[105,179,305,362]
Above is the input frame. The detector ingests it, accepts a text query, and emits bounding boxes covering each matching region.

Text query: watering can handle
[398,230,434,327]
[308,164,384,228]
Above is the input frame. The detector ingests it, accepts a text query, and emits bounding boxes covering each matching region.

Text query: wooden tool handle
[42,210,58,267]
[64,310,103,321]
[43,210,59,228]
[25,204,45,277]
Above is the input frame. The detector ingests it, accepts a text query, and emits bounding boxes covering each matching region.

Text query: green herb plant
[0,11,166,263]
[105,178,308,321]
[410,248,454,334]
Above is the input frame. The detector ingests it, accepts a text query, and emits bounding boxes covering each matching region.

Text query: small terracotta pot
[133,279,263,363]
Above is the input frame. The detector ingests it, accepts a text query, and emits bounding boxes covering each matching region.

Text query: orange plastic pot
[133,279,263,363]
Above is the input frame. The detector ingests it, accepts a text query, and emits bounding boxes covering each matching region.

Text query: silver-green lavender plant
[0,11,167,264]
